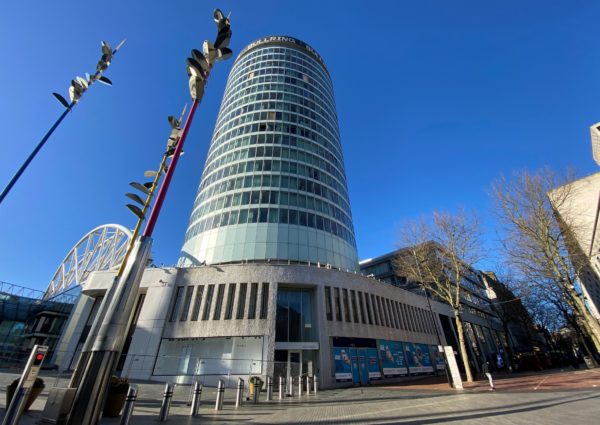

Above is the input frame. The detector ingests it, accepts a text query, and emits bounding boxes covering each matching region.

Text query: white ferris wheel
[44,224,132,300]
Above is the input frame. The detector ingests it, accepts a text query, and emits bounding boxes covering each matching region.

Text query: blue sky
[1,1,599,292]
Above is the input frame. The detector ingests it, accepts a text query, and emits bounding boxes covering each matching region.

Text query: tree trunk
[454,311,474,382]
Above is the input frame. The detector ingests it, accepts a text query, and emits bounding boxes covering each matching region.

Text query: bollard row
[159,382,173,422]
[119,385,138,425]
[190,381,202,417]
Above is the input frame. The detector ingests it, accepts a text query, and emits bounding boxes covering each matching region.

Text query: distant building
[479,272,543,355]
[549,172,600,321]
[0,281,75,366]
[360,248,510,371]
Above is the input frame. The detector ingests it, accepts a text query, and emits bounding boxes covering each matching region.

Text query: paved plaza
[0,368,599,424]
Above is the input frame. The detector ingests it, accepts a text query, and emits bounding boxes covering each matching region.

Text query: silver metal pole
[68,237,152,425]
[266,376,273,401]
[235,378,244,408]
[190,381,202,417]
[119,385,138,425]
[305,375,311,395]
[313,374,318,393]
[215,380,224,411]
[298,375,302,397]
[279,376,284,400]
[252,380,260,404]
[289,376,294,397]
[159,382,173,422]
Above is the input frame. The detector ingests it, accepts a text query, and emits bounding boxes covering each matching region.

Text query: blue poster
[377,339,408,376]
[365,348,382,379]
[333,348,353,382]
[404,342,434,374]
[432,345,446,371]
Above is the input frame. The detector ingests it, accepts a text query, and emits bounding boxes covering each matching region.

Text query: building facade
[179,36,358,272]
[54,37,509,389]
[549,172,600,321]
[360,249,511,372]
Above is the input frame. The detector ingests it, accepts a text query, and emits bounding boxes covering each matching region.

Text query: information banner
[433,345,446,371]
[333,348,353,382]
[404,342,434,374]
[377,339,408,376]
[365,348,382,379]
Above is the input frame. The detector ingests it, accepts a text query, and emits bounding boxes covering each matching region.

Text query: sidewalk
[1,368,599,424]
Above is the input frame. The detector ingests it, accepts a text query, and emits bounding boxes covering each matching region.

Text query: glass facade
[179,36,358,270]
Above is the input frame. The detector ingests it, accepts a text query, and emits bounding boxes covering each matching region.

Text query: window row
[211,110,340,166]
[190,187,353,232]
[169,282,270,323]
[194,171,352,222]
[215,95,339,148]
[184,206,356,248]
[217,80,337,145]
[233,49,332,98]
[199,155,349,209]
[236,46,331,93]
[227,67,336,125]
[228,61,334,117]
[218,82,336,144]
[206,128,345,186]
[323,286,438,336]
[223,71,335,126]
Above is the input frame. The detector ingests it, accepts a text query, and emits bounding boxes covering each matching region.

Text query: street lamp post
[0,40,125,206]
[64,10,231,425]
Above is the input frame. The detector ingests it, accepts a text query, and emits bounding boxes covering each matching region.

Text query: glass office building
[179,36,358,271]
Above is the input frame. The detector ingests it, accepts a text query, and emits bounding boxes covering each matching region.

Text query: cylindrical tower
[179,36,358,270]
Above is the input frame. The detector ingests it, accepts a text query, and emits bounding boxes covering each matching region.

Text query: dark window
[334,287,341,321]
[248,282,259,319]
[350,290,359,323]
[260,282,270,319]
[169,287,184,322]
[372,295,380,326]
[324,286,333,321]
[202,284,215,321]
[236,283,247,319]
[213,284,226,320]
[358,292,367,324]
[224,283,236,320]
[180,286,195,321]
[190,286,204,321]
[363,292,372,325]
[342,289,350,322]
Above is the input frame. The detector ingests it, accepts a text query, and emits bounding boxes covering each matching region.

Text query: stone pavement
[1,368,599,424]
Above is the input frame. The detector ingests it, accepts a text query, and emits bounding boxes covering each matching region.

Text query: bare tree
[393,209,482,382]
[492,168,600,362]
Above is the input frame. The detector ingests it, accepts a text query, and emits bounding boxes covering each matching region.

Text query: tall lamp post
[0,40,125,206]
[64,10,232,425]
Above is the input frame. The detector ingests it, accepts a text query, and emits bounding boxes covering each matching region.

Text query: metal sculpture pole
[64,10,231,425]
[0,40,125,206]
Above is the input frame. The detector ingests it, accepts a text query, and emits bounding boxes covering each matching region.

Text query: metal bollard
[215,379,225,411]
[313,374,318,393]
[159,382,173,422]
[266,376,273,401]
[279,376,284,400]
[190,381,202,417]
[119,385,138,425]
[289,376,294,397]
[298,375,303,397]
[252,380,261,404]
[235,378,244,408]
[306,375,311,395]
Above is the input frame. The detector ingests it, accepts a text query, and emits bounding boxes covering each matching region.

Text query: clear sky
[1,1,599,292]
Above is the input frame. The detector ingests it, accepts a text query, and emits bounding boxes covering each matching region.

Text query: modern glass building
[179,36,358,271]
